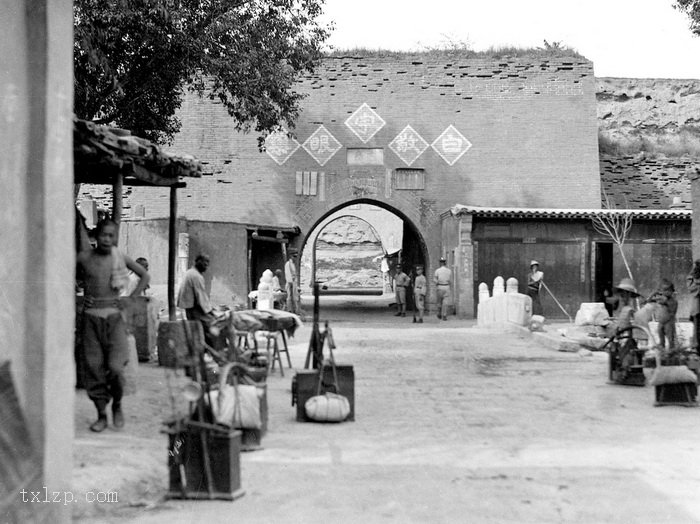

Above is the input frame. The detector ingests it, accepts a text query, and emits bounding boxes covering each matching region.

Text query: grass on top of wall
[325,41,586,61]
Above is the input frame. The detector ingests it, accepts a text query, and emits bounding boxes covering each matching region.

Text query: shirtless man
[77,219,150,432]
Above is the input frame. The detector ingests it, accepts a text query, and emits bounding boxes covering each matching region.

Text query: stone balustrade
[477,277,532,327]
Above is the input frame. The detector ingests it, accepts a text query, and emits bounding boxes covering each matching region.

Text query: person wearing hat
[610,277,643,377]
[526,260,544,316]
[393,263,410,317]
[613,277,641,332]
[646,278,677,349]
[412,264,427,323]
[284,249,299,314]
[434,257,452,320]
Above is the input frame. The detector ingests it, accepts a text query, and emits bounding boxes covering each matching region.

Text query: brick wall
[85,54,601,308]
[125,54,600,227]
[600,154,693,209]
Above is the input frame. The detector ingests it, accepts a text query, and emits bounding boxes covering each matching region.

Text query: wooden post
[112,173,123,243]
[168,186,177,320]
[247,238,253,309]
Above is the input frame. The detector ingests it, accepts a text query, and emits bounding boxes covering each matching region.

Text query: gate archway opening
[298,200,428,321]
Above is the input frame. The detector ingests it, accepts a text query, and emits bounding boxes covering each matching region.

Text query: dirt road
[72,312,700,523]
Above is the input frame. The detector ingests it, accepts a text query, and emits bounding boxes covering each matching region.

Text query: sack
[122,333,138,396]
[212,384,263,429]
[305,392,350,422]
[649,366,698,386]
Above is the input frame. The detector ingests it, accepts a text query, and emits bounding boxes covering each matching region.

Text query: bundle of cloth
[230,309,303,339]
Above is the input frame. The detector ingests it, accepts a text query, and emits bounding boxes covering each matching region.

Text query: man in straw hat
[613,277,641,332]
[526,260,544,316]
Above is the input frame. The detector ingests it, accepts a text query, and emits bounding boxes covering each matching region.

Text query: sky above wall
[321,0,700,79]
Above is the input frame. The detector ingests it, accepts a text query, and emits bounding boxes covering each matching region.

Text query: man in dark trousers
[393,264,410,317]
[434,257,452,320]
[76,219,150,432]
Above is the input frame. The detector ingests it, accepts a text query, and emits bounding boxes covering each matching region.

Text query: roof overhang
[74,119,202,187]
[449,204,692,221]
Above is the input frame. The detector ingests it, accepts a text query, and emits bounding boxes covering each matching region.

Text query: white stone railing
[477,277,532,327]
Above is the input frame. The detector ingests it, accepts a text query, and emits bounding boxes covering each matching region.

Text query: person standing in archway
[412,264,427,323]
[527,260,544,316]
[434,257,452,321]
[393,264,410,317]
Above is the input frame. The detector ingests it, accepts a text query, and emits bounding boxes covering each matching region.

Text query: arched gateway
[299,198,430,299]
[89,52,601,318]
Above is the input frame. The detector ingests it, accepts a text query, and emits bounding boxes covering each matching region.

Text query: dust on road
[73,318,700,523]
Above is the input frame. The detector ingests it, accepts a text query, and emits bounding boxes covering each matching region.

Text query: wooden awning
[74,118,202,186]
[74,118,204,320]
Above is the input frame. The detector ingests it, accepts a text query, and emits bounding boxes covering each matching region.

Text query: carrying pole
[304,281,323,369]
[541,281,573,323]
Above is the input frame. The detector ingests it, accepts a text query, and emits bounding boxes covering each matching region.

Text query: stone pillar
[506,277,518,294]
[456,213,474,318]
[493,276,505,296]
[0,1,74,522]
[478,282,490,302]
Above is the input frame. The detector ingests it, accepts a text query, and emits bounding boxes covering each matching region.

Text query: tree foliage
[676,0,700,36]
[74,0,331,145]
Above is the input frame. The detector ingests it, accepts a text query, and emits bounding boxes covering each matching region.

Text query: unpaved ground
[72,306,700,523]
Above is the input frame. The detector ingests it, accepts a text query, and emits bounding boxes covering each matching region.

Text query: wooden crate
[166,425,245,500]
[292,364,355,422]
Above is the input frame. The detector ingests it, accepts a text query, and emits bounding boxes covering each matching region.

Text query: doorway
[299,200,428,320]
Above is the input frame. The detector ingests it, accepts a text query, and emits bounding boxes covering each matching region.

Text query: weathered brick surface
[600,154,693,209]
[124,55,600,228]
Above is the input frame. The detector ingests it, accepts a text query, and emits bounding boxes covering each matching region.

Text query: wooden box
[166,424,245,500]
[292,364,354,422]
[655,382,698,406]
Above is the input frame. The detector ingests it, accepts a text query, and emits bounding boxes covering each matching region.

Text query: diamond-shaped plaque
[388,125,429,166]
[431,125,472,166]
[264,130,300,165]
[345,103,385,143]
[302,125,342,166]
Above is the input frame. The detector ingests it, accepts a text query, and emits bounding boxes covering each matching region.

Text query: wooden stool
[266,330,292,376]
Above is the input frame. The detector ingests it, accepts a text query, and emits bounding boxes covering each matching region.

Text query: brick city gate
[84,53,601,317]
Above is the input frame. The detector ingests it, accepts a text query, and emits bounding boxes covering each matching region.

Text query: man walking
[434,257,451,320]
[393,264,410,317]
[76,219,150,432]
